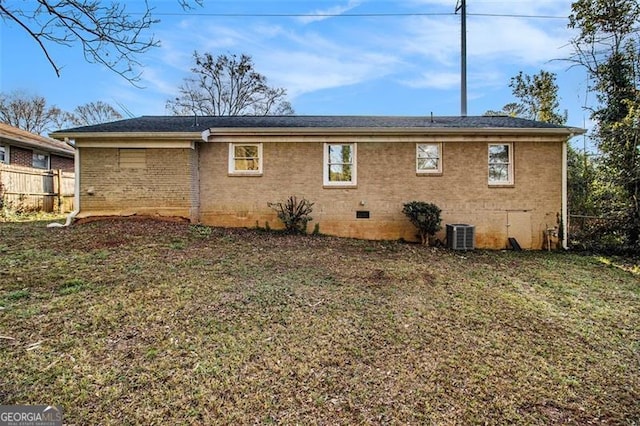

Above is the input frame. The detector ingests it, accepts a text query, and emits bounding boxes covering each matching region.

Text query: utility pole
[455,0,467,116]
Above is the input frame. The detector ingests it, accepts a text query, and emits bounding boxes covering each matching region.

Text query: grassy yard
[0,218,638,425]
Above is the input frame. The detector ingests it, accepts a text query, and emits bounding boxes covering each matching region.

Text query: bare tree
[66,101,123,126]
[167,52,294,116]
[0,1,202,83]
[0,91,62,134]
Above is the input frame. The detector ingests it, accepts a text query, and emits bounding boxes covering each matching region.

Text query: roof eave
[50,126,587,142]
[0,138,75,157]
[205,126,586,137]
[50,131,203,140]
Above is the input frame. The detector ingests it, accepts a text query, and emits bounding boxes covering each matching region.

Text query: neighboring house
[51,115,584,249]
[0,123,74,170]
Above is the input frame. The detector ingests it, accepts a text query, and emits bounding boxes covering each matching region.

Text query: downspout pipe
[562,137,569,249]
[47,140,79,228]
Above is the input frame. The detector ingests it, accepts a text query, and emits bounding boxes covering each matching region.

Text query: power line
[469,12,567,19]
[149,12,453,17]
[147,11,568,19]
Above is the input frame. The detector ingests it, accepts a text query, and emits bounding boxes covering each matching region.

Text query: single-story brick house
[1,122,74,170]
[51,115,584,249]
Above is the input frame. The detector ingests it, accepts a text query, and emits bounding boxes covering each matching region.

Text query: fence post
[56,169,64,214]
[0,166,4,212]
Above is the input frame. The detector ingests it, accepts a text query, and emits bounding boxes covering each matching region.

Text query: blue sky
[1,0,591,137]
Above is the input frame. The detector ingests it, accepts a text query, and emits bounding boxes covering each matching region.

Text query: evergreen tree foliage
[402,201,442,245]
[568,0,640,248]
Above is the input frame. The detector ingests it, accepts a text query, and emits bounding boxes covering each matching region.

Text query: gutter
[204,126,585,137]
[54,127,587,141]
[50,131,202,141]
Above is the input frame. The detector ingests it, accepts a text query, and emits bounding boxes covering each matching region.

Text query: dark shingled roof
[53,115,577,134]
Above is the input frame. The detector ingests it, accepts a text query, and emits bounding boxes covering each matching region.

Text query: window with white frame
[32,152,49,169]
[416,143,442,174]
[488,143,513,185]
[0,145,7,164]
[324,143,356,186]
[228,143,262,175]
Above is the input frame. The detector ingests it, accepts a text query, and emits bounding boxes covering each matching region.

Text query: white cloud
[402,72,459,89]
[297,0,363,24]
[158,21,402,99]
[399,17,460,66]
[123,0,582,115]
[139,67,180,97]
[399,12,572,69]
[272,52,398,98]
[467,17,573,65]
[257,46,401,98]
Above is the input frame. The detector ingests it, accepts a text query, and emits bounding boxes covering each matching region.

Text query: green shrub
[402,201,442,245]
[268,196,314,234]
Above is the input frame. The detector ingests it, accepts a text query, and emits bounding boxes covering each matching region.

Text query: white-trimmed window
[228,143,262,175]
[32,152,49,169]
[488,143,513,185]
[0,145,7,164]
[416,143,442,174]
[324,143,356,186]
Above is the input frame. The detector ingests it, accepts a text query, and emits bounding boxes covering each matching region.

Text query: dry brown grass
[1,217,638,425]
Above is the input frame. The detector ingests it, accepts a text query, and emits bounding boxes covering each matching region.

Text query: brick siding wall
[51,154,74,171]
[10,146,33,167]
[76,136,565,249]
[198,137,563,249]
[79,147,193,218]
[7,145,73,170]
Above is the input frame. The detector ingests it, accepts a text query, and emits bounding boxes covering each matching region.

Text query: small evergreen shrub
[402,201,442,245]
[268,196,314,234]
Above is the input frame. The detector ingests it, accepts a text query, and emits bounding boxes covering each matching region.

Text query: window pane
[230,144,261,173]
[489,145,509,163]
[328,144,352,164]
[0,146,5,163]
[418,158,438,170]
[488,144,511,183]
[417,144,440,171]
[417,144,438,159]
[33,153,48,169]
[235,145,258,159]
[324,143,355,185]
[329,164,352,182]
[489,164,509,182]
[235,158,259,171]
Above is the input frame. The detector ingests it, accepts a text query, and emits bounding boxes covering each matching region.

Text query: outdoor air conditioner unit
[446,224,475,250]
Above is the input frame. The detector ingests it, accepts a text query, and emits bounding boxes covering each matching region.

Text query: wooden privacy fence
[0,164,75,213]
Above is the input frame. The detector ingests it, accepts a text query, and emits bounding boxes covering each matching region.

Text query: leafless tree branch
[166,52,294,116]
[0,1,203,84]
